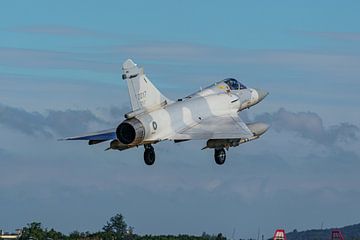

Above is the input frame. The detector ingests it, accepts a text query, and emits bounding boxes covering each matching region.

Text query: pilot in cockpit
[224,78,247,90]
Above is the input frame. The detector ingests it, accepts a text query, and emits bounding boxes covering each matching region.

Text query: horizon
[1,214,358,239]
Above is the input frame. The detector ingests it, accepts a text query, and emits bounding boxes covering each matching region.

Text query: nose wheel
[144,144,155,165]
[214,148,226,165]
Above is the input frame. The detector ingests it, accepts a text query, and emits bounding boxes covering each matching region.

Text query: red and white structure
[273,229,286,240]
[331,230,344,240]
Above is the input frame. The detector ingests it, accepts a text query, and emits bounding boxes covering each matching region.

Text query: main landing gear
[143,144,226,165]
[214,148,226,165]
[144,144,155,165]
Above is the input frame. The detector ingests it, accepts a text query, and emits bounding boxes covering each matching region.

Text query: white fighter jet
[63,59,269,165]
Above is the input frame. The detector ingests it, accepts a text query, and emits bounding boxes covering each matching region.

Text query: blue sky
[0,0,360,238]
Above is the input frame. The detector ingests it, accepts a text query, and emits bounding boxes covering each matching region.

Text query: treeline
[18,214,227,240]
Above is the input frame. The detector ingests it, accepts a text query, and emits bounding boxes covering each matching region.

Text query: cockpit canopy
[224,78,247,90]
[183,78,247,100]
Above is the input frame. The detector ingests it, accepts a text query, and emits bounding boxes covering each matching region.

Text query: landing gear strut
[214,148,226,165]
[144,144,155,165]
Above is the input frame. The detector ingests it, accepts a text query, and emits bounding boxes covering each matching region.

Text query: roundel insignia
[152,121,158,130]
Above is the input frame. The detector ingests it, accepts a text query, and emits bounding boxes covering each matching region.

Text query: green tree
[68,230,82,240]
[46,228,64,240]
[215,233,226,240]
[19,222,46,240]
[103,214,129,240]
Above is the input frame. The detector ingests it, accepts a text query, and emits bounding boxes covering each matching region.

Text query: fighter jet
[63,59,269,165]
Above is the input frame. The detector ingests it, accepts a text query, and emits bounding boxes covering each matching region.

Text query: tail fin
[122,59,171,111]
[273,229,286,240]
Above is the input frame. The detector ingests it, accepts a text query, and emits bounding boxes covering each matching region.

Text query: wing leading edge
[172,114,253,140]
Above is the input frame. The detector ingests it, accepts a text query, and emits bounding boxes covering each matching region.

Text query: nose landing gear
[144,144,155,165]
[214,148,226,165]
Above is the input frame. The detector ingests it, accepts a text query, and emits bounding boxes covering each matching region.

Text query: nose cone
[247,122,270,136]
[254,88,269,102]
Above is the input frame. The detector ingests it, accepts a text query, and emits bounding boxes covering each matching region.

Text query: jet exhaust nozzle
[116,118,145,145]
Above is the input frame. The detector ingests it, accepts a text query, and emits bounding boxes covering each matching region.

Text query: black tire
[144,149,155,165]
[214,148,226,165]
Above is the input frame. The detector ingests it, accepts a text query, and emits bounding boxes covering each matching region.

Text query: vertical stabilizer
[122,59,171,111]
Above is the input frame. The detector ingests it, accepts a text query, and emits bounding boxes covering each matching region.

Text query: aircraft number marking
[137,91,147,104]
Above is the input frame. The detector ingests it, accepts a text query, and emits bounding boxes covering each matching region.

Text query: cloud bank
[255,108,359,146]
[1,103,358,147]
[0,104,109,137]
